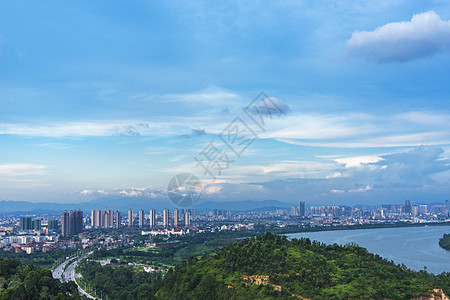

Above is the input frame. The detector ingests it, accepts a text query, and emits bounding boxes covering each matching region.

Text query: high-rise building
[299,202,306,217]
[61,210,70,236]
[116,211,121,229]
[404,200,411,214]
[91,209,114,228]
[48,219,59,231]
[184,211,190,227]
[174,209,179,228]
[139,209,145,228]
[332,206,341,217]
[163,209,169,227]
[128,209,133,228]
[412,205,419,217]
[418,205,427,214]
[33,219,41,230]
[149,209,156,228]
[105,210,114,228]
[91,209,101,228]
[19,216,32,231]
[290,207,297,216]
[62,210,83,237]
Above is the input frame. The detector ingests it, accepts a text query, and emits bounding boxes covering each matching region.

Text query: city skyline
[1,1,450,206]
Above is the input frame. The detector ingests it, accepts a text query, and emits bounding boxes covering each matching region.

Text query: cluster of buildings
[89,208,192,229]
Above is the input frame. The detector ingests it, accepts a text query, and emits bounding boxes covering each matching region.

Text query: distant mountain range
[0,198,293,215]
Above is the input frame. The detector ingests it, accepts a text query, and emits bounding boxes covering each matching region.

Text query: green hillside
[156,232,450,299]
[0,257,84,299]
[439,234,450,250]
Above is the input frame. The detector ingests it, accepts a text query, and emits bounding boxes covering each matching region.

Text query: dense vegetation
[76,261,162,299]
[157,233,450,299]
[439,234,450,250]
[0,257,85,299]
[0,249,78,269]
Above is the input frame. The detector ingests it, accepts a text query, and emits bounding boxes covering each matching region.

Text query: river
[286,225,450,274]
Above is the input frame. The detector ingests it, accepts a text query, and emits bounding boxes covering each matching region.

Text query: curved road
[52,251,95,299]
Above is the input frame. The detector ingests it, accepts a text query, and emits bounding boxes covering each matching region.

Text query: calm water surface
[286,225,450,274]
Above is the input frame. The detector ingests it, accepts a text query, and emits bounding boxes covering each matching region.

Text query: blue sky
[1,1,449,206]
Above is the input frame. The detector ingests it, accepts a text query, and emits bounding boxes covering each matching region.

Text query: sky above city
[1,1,450,206]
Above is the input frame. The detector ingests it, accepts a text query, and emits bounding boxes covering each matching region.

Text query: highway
[52,251,95,299]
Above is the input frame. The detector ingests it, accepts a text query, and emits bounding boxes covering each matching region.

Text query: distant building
[48,219,58,231]
[19,217,32,231]
[61,211,69,236]
[174,209,179,228]
[411,205,419,217]
[139,209,145,228]
[404,200,411,214]
[290,207,297,216]
[105,210,114,228]
[91,209,114,228]
[61,210,83,237]
[149,209,156,228]
[32,219,41,230]
[116,211,121,229]
[418,205,427,214]
[184,211,190,227]
[299,202,306,217]
[128,209,133,228]
[163,209,169,228]
[91,209,101,227]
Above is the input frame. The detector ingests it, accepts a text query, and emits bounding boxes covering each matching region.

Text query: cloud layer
[347,11,450,62]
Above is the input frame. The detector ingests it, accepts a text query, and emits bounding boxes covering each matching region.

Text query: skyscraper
[33,219,41,231]
[184,211,190,227]
[48,219,58,231]
[299,201,306,217]
[128,209,133,228]
[61,210,70,236]
[91,209,114,228]
[19,216,32,231]
[116,211,121,229]
[163,209,169,227]
[174,209,179,228]
[105,210,114,228]
[91,209,101,228]
[139,209,145,228]
[404,200,411,214]
[412,205,419,217]
[63,210,83,236]
[149,209,156,228]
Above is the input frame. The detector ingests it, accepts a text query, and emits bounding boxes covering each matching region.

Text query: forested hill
[439,234,450,250]
[0,257,84,299]
[157,232,450,299]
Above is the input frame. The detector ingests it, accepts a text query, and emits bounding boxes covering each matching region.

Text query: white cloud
[274,110,450,148]
[347,11,450,62]
[164,86,240,106]
[330,189,344,194]
[79,186,165,198]
[0,164,46,177]
[80,189,109,196]
[0,120,181,137]
[335,155,384,168]
[348,185,372,193]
